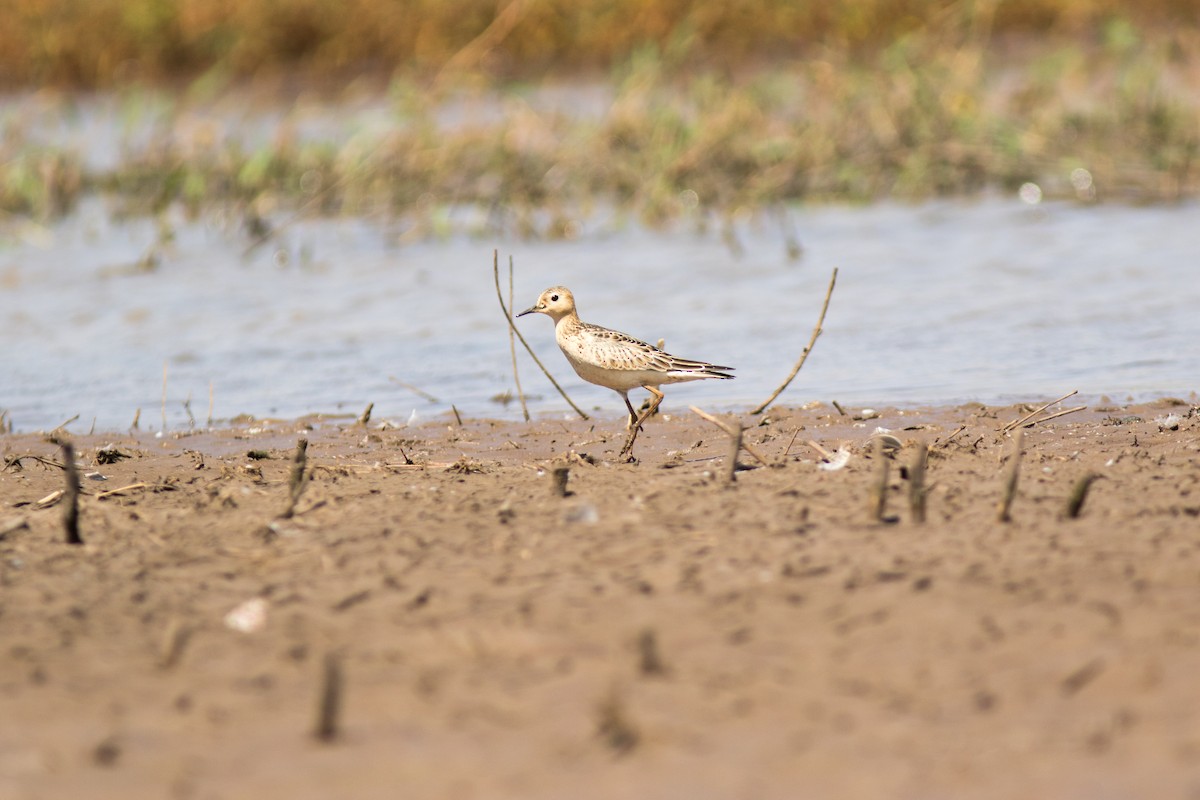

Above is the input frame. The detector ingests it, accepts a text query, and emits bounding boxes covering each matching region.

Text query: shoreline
[4,399,1199,796]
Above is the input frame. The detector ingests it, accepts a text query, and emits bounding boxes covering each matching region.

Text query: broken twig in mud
[997,429,1024,523]
[1066,473,1101,519]
[3,454,65,472]
[357,403,373,426]
[751,268,837,415]
[280,438,310,519]
[451,405,464,426]
[493,250,588,420]
[49,414,79,439]
[689,406,774,470]
[908,444,929,524]
[314,652,343,743]
[936,425,967,448]
[1001,390,1078,434]
[96,483,148,500]
[60,441,83,545]
[549,465,570,497]
[507,255,530,421]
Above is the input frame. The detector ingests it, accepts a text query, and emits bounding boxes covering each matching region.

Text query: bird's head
[516,286,576,321]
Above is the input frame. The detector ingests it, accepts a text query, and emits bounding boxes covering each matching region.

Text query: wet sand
[2,399,1199,799]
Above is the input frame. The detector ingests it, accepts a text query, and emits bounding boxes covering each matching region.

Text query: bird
[516,286,734,457]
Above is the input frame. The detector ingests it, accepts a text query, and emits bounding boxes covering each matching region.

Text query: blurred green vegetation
[1,0,1196,87]
[1,1,1198,226]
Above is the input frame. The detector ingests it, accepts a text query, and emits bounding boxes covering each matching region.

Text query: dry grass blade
[751,268,838,415]
[492,250,588,420]
[1001,390,1078,433]
[1024,404,1087,427]
[387,376,440,404]
[161,361,168,433]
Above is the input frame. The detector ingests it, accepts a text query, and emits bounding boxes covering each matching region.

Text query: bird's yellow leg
[618,386,664,459]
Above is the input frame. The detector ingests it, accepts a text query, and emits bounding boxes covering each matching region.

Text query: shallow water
[2,196,1197,433]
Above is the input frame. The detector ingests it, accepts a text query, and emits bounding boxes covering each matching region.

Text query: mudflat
[2,399,1199,799]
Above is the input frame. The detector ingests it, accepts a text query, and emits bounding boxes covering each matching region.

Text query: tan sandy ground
[2,399,1199,800]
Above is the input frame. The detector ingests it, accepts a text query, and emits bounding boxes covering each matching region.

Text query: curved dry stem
[493,251,588,421]
[751,267,838,415]
[507,255,530,421]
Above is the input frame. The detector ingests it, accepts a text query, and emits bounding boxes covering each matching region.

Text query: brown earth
[2,399,1199,800]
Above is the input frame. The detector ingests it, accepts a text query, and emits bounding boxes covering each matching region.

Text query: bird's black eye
[550,294,559,301]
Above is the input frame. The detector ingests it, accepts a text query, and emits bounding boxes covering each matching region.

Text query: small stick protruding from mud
[550,465,570,497]
[832,400,847,417]
[60,441,83,545]
[869,437,889,522]
[451,404,464,426]
[357,402,373,426]
[130,408,141,430]
[689,407,743,481]
[725,425,744,483]
[159,619,190,669]
[751,267,838,415]
[637,628,665,676]
[1066,473,1101,519]
[997,429,1024,523]
[596,689,639,755]
[280,438,309,519]
[908,443,929,524]
[313,652,343,743]
[690,406,773,474]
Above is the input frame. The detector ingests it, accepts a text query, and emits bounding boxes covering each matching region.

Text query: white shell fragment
[223,597,269,633]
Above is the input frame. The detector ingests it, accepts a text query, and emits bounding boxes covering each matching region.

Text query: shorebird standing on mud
[516,286,734,459]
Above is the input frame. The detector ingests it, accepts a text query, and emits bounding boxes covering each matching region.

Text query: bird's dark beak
[516,305,538,318]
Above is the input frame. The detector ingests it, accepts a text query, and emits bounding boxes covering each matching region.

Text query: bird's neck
[553,311,582,333]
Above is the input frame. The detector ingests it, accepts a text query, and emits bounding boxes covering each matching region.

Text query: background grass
[2,1,1198,225]
[1,0,1197,88]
